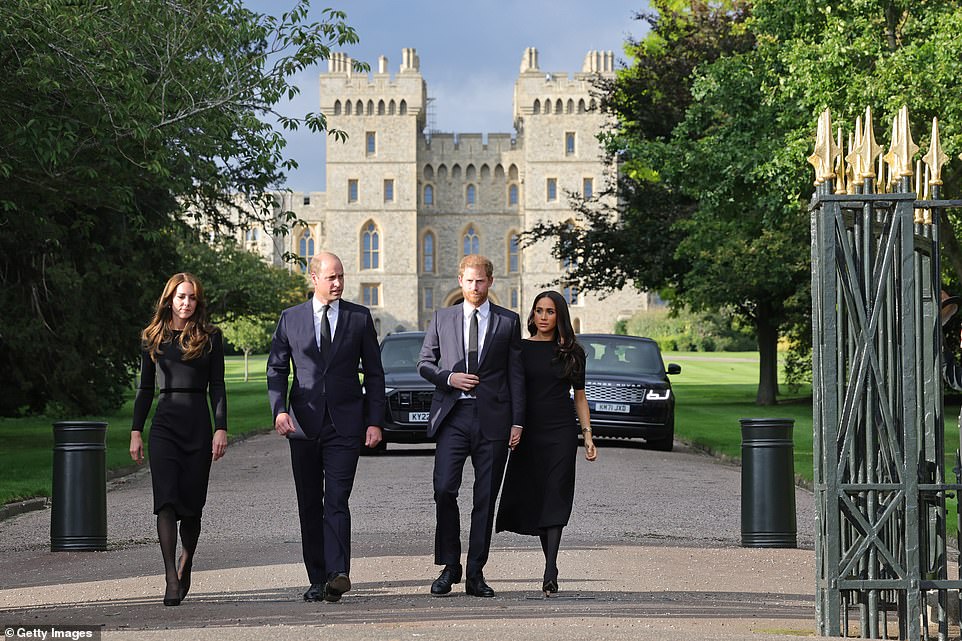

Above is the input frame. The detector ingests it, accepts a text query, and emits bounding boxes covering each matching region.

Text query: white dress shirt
[312,297,340,348]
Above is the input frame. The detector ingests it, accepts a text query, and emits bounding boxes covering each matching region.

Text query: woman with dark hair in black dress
[496,290,597,596]
[129,272,228,606]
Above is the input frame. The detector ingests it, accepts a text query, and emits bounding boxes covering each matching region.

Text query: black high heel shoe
[163,577,182,606]
[542,569,559,597]
[177,554,193,601]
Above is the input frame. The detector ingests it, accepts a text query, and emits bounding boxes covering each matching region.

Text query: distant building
[245,47,654,337]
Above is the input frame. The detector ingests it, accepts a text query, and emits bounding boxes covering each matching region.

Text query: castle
[245,47,651,336]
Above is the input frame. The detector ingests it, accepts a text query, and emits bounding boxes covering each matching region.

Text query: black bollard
[740,418,797,548]
[51,421,108,551]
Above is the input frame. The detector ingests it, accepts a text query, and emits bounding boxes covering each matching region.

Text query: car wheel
[649,419,674,452]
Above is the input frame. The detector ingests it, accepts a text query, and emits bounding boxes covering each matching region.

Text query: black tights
[539,526,563,581]
[157,506,201,593]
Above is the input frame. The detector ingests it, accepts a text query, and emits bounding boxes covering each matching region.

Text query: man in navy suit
[418,254,525,598]
[267,251,385,603]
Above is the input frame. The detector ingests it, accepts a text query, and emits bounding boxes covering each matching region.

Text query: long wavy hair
[526,290,585,381]
[141,273,215,362]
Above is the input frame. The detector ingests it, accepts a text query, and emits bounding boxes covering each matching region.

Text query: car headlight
[384,387,395,395]
[646,388,671,401]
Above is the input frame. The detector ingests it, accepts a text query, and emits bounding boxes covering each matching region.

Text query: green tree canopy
[0,0,362,415]
[527,0,962,405]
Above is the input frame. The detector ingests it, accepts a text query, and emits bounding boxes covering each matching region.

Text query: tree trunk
[243,349,250,383]
[755,309,779,406]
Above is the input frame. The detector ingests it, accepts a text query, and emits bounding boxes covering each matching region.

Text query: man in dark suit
[267,251,385,603]
[418,254,525,598]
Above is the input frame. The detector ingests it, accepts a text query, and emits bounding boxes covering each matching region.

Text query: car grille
[389,390,433,412]
[584,383,646,404]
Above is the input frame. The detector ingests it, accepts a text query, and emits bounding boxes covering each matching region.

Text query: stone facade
[247,48,654,338]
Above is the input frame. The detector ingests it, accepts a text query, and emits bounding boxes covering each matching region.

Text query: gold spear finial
[883,110,902,179]
[924,117,949,185]
[845,115,863,181]
[834,127,847,194]
[808,109,829,184]
[894,106,919,177]
[846,131,857,194]
[855,107,882,180]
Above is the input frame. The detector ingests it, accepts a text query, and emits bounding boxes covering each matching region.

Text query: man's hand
[365,426,383,448]
[275,412,295,436]
[509,426,522,450]
[449,372,479,392]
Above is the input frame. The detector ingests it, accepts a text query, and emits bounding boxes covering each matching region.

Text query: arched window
[437,164,447,180]
[377,99,385,115]
[466,164,476,181]
[533,99,541,114]
[563,285,579,306]
[388,99,396,115]
[589,98,597,111]
[423,164,434,180]
[424,184,434,206]
[451,164,461,180]
[333,100,341,115]
[494,164,505,181]
[361,221,380,270]
[298,229,314,273]
[480,164,490,181]
[508,184,519,206]
[578,98,586,113]
[399,100,407,115]
[507,232,519,273]
[344,100,352,115]
[509,164,519,181]
[567,99,574,114]
[463,225,479,256]
[355,99,363,115]
[366,100,374,115]
[555,98,563,114]
[422,231,435,273]
[466,184,476,206]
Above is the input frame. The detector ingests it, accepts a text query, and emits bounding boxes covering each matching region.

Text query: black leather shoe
[303,583,325,602]
[324,572,351,602]
[465,574,495,597]
[430,564,463,596]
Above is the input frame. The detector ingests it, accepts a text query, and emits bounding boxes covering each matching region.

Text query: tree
[527,0,962,405]
[221,317,273,381]
[0,0,364,415]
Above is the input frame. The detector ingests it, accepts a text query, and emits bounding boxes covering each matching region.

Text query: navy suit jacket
[267,299,385,438]
[418,302,525,440]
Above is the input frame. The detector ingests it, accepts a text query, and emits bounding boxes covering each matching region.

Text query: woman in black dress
[129,273,228,606]
[497,290,597,596]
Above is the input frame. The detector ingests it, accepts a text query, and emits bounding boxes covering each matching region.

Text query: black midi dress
[131,331,226,518]
[496,339,585,535]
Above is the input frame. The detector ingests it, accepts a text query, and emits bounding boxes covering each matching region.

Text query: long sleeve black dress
[132,331,226,518]
[496,339,585,535]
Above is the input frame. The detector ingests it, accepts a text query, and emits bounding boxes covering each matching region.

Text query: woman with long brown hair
[129,273,228,606]
[496,290,597,597]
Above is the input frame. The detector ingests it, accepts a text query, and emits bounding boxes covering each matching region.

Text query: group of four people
[129,252,597,606]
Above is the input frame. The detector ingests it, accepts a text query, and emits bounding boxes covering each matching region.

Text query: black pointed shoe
[303,583,325,602]
[465,574,495,598]
[431,564,463,596]
[324,573,351,602]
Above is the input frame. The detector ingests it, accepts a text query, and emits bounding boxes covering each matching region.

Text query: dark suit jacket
[267,299,385,438]
[418,302,525,440]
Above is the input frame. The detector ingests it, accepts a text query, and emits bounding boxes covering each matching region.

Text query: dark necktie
[320,304,332,354]
[468,309,479,374]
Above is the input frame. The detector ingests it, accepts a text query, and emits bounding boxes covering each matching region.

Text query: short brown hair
[458,254,493,278]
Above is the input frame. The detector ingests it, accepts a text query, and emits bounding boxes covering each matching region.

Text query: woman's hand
[584,435,598,461]
[212,429,228,461]
[129,432,144,464]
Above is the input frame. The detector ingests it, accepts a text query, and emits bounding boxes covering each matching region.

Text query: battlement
[320,49,426,117]
[420,133,518,155]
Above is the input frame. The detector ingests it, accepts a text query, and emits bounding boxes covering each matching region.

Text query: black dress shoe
[430,564,463,596]
[303,583,325,602]
[324,572,351,602]
[465,574,495,597]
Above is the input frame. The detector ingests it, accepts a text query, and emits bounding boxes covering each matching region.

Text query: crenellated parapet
[319,48,426,118]
[513,47,613,121]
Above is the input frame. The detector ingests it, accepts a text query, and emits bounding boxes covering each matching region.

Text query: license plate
[408,412,430,422]
[595,403,630,413]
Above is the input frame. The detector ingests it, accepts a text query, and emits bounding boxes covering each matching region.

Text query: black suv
[579,334,681,451]
[374,331,434,451]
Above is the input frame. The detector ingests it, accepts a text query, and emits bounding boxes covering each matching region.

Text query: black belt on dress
[159,388,205,394]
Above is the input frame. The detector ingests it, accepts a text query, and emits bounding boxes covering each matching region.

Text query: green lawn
[0,356,273,505]
[3,352,961,531]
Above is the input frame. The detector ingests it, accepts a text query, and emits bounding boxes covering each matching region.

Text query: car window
[584,339,663,376]
[380,336,424,373]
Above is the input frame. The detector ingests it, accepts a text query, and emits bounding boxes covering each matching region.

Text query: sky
[244,0,650,192]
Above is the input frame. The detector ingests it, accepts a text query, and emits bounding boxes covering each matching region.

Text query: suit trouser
[289,411,361,584]
[433,399,509,577]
